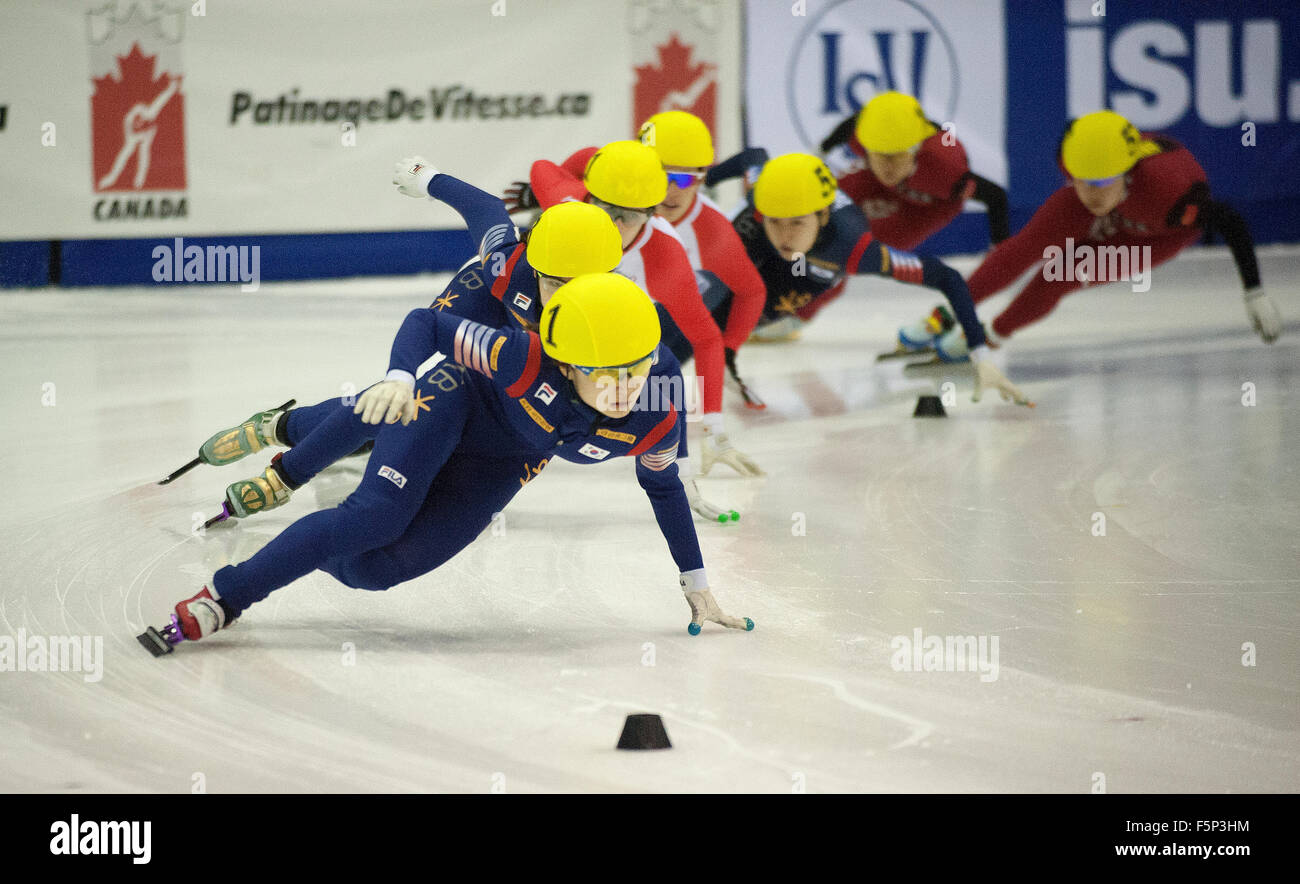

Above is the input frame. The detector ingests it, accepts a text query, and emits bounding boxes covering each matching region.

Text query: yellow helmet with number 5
[1060,110,1161,182]
[753,153,837,218]
[540,273,661,368]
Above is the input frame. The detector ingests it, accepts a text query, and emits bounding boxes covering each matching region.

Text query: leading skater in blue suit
[162,269,753,648]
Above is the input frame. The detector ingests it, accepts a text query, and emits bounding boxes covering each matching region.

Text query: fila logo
[378,465,407,488]
[534,382,557,405]
[512,292,533,311]
[579,443,610,460]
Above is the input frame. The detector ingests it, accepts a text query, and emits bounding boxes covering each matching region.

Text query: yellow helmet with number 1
[526,203,624,278]
[753,153,837,218]
[583,140,668,209]
[638,111,715,168]
[539,273,661,368]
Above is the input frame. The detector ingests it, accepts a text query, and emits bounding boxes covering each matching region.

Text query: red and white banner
[1,0,745,240]
[628,1,744,205]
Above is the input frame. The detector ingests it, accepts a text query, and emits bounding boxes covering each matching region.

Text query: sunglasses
[572,351,656,383]
[1079,175,1120,187]
[590,196,656,225]
[666,170,707,189]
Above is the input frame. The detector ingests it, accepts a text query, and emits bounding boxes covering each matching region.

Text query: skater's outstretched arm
[706,147,769,189]
[854,236,1033,404]
[392,156,520,265]
[852,236,988,351]
[630,413,752,633]
[818,115,857,154]
[969,174,1011,244]
[1180,193,1280,343]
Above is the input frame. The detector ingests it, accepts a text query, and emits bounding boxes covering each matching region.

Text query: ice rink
[1,245,1297,793]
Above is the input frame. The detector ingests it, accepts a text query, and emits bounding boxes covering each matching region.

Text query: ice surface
[1,247,1297,792]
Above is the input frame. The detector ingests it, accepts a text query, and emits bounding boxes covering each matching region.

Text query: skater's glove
[680,574,753,635]
[683,477,739,524]
[502,180,538,214]
[700,431,764,477]
[1244,287,1281,344]
[393,156,438,200]
[355,376,416,425]
[970,351,1034,407]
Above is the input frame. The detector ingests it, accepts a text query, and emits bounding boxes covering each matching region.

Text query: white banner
[744,0,1006,186]
[1,0,731,240]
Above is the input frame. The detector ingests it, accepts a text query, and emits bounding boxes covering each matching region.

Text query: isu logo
[634,34,716,140]
[89,3,187,194]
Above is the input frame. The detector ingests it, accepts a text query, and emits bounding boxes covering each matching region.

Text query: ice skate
[198,403,293,467]
[224,453,297,518]
[137,586,235,656]
[894,305,955,353]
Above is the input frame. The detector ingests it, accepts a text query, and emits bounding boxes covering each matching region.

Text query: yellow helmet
[1060,110,1161,181]
[638,111,715,168]
[526,202,624,278]
[753,153,837,218]
[855,91,936,154]
[540,273,661,368]
[583,140,667,209]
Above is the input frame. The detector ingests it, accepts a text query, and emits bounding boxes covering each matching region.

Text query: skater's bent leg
[324,452,546,591]
[278,398,383,485]
[991,230,1199,339]
[281,398,350,445]
[213,384,472,614]
[991,276,1083,339]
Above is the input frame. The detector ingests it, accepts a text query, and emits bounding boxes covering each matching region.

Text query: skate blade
[877,346,935,362]
[137,626,175,657]
[902,358,973,379]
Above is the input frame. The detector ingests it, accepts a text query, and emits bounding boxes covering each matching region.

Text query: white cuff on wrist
[700,412,724,435]
[679,569,709,592]
[385,369,416,386]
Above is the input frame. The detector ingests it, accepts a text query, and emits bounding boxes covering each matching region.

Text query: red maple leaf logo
[91,44,186,192]
[634,34,717,145]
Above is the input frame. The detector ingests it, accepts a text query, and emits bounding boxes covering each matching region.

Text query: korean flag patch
[513,292,533,311]
[578,443,610,460]
[534,382,557,405]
